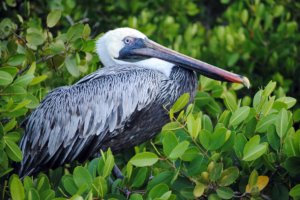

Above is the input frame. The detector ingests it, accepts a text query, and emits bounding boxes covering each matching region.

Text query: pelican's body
[19,28,249,177]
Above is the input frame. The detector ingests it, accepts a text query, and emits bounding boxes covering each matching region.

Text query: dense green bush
[1,0,300,199]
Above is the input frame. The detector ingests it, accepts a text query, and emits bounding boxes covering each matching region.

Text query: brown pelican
[19,27,249,177]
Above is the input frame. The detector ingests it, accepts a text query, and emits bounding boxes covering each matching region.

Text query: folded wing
[19,66,164,177]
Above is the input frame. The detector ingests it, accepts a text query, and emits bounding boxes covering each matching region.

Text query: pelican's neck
[133,58,174,77]
[96,39,116,67]
[109,58,174,77]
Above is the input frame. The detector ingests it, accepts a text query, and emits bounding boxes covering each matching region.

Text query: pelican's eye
[123,37,134,45]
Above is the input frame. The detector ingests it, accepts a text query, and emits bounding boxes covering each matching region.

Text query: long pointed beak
[130,39,250,88]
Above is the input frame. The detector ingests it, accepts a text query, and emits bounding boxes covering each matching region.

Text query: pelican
[19,27,249,177]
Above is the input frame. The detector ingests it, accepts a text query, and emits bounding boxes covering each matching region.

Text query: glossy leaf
[0,71,13,86]
[4,138,22,161]
[193,182,205,198]
[47,10,62,28]
[218,167,239,186]
[229,106,250,127]
[168,141,189,160]
[92,176,107,198]
[276,109,289,138]
[289,184,300,199]
[65,56,80,77]
[73,166,93,188]
[10,175,25,200]
[129,152,158,167]
[162,131,178,156]
[216,187,233,199]
[148,183,169,199]
[243,135,268,161]
[256,114,277,133]
[172,93,190,113]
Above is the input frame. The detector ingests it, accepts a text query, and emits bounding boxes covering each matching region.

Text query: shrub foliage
[1,0,300,199]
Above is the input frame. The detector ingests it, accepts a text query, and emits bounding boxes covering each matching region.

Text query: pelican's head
[96,27,250,88]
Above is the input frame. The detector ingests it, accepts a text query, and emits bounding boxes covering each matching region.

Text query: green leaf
[147,171,174,190]
[4,132,20,142]
[67,24,84,42]
[162,131,178,156]
[148,183,169,199]
[5,138,23,161]
[102,149,114,178]
[202,114,213,132]
[243,135,268,161]
[13,74,34,87]
[262,81,276,97]
[73,166,93,188]
[206,99,221,116]
[193,182,205,198]
[11,99,31,111]
[199,127,227,151]
[210,127,227,150]
[168,141,189,160]
[65,56,80,77]
[195,92,211,107]
[284,157,300,176]
[261,96,275,116]
[267,125,280,151]
[26,32,44,46]
[223,91,237,111]
[7,54,26,66]
[276,97,297,109]
[187,113,202,139]
[82,24,91,39]
[219,110,231,127]
[181,146,199,161]
[27,188,40,200]
[211,85,223,98]
[248,170,258,188]
[0,66,18,77]
[29,75,47,85]
[126,162,133,180]
[199,129,211,150]
[129,152,158,167]
[218,167,239,186]
[216,187,234,199]
[276,109,289,138]
[229,106,250,127]
[188,155,209,176]
[256,114,277,133]
[209,162,223,181]
[227,53,239,67]
[10,175,25,200]
[272,184,289,200]
[294,109,300,123]
[0,70,13,85]
[92,176,107,198]
[253,90,263,109]
[162,122,182,131]
[62,175,78,195]
[39,189,54,200]
[47,10,62,28]
[283,132,300,157]
[172,93,190,113]
[129,193,143,200]
[289,184,300,199]
[4,118,17,132]
[131,167,148,188]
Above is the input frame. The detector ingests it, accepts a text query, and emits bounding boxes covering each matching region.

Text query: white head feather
[96,27,174,77]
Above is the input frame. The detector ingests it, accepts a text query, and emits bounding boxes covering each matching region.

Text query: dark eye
[124,37,133,45]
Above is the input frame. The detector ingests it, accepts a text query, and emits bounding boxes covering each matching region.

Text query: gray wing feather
[19,66,164,176]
